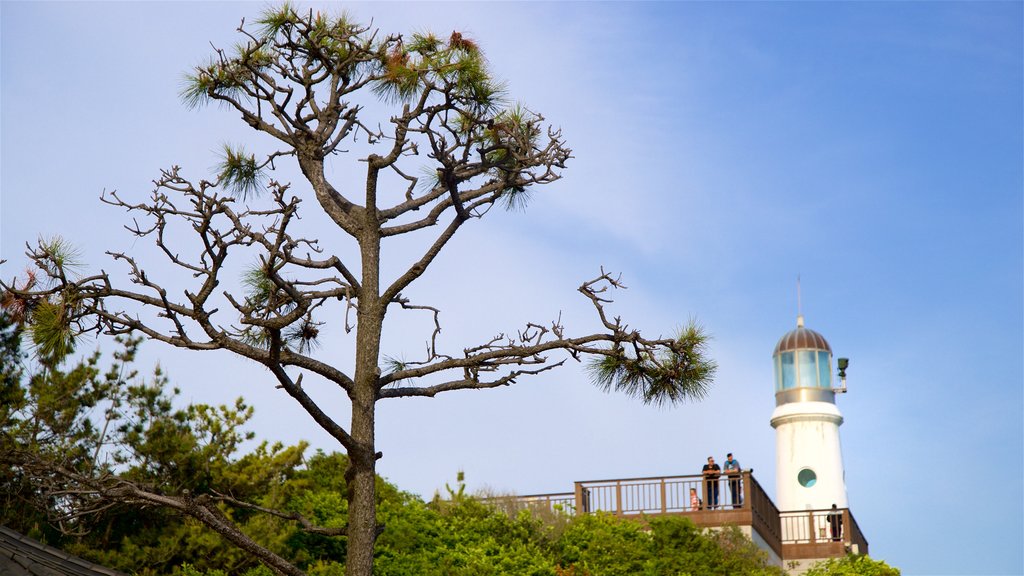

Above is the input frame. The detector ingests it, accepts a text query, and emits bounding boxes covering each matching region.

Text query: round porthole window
[798,468,817,488]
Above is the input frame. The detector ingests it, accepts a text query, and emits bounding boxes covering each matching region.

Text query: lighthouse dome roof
[773,317,832,356]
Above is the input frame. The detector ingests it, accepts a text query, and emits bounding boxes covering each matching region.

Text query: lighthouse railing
[778,508,868,555]
[845,509,869,555]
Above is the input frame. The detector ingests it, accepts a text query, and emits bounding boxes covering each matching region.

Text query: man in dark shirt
[826,503,843,541]
[702,456,721,509]
[724,452,742,508]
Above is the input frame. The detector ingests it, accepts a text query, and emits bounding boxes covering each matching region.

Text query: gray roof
[0,525,127,576]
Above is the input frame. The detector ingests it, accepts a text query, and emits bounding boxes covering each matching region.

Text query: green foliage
[549,514,784,576]
[255,2,300,38]
[179,564,276,576]
[184,5,371,111]
[37,235,84,278]
[0,312,25,428]
[648,520,784,576]
[180,57,251,110]
[3,236,86,360]
[0,333,300,574]
[553,512,650,575]
[0,319,115,544]
[803,555,901,576]
[587,321,716,407]
[28,297,79,359]
[374,29,504,111]
[484,104,540,203]
[0,313,41,535]
[216,144,265,199]
[180,564,226,576]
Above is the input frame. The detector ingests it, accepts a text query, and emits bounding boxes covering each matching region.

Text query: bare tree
[2,6,715,576]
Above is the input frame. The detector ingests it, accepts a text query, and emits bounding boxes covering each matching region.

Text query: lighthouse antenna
[796,275,804,327]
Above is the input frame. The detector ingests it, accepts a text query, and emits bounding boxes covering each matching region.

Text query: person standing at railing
[827,503,843,541]
[724,452,742,508]
[702,456,721,509]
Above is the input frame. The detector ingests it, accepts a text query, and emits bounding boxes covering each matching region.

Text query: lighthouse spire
[797,275,804,327]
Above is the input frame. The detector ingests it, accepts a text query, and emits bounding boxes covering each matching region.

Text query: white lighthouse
[770,315,848,512]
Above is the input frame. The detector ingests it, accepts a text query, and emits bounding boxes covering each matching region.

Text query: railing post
[843,509,850,544]
[660,478,667,514]
[574,482,585,515]
[615,481,623,515]
[808,511,817,544]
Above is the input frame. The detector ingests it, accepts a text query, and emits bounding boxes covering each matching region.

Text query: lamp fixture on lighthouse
[834,357,849,394]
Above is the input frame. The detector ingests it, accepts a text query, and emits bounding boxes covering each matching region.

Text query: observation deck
[496,471,867,568]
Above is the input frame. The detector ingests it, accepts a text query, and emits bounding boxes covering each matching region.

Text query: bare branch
[210,491,346,536]
[380,362,563,398]
[267,361,355,449]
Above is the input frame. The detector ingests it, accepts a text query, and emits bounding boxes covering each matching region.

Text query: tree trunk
[346,223,382,576]
[345,393,377,576]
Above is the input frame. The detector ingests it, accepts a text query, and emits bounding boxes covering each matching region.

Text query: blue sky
[2,2,1021,575]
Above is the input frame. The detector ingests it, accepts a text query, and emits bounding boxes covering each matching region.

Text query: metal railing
[745,473,782,552]
[780,508,868,553]
[495,491,576,516]
[571,471,753,515]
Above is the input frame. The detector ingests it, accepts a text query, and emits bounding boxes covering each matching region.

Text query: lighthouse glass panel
[779,352,795,390]
[797,350,818,388]
[817,351,832,388]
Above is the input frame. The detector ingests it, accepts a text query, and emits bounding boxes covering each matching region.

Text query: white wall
[771,401,848,512]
